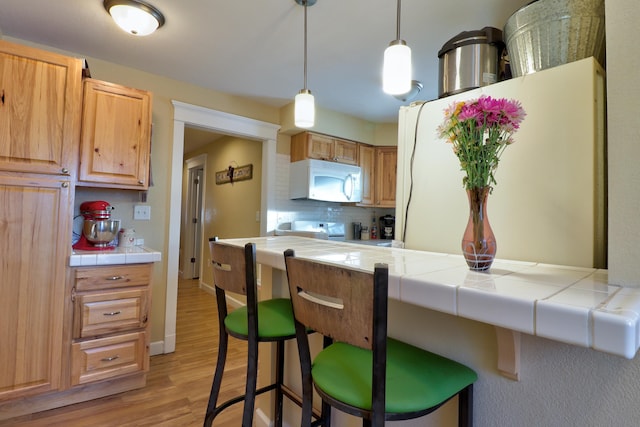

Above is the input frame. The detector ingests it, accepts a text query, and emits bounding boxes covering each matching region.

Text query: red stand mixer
[73,201,120,251]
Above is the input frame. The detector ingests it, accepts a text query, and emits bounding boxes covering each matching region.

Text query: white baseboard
[199,280,215,294]
[255,409,272,427]
[150,340,165,356]
[199,281,244,308]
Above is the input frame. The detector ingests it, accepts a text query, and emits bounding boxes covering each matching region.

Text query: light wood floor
[7,278,247,426]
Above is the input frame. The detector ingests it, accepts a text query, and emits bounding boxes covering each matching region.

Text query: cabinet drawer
[74,288,149,338]
[71,332,148,386]
[74,264,151,291]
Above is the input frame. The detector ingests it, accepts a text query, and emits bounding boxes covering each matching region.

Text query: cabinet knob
[61,168,69,175]
[61,182,69,188]
[138,180,144,185]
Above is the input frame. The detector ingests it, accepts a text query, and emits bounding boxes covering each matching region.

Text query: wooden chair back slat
[285,256,377,350]
[209,240,250,296]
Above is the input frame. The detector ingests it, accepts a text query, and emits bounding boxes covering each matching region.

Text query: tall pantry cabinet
[0,41,82,400]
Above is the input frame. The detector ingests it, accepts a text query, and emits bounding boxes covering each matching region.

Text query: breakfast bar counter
[219,236,640,373]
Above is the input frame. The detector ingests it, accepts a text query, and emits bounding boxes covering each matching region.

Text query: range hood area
[275,221,345,240]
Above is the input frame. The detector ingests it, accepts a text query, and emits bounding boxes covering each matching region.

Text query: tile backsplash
[274,153,394,240]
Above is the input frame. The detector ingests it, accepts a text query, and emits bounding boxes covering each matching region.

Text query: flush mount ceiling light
[294,0,317,129]
[103,0,165,36]
[383,0,412,95]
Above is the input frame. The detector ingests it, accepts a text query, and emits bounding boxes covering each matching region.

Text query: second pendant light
[294,0,316,128]
[383,0,412,95]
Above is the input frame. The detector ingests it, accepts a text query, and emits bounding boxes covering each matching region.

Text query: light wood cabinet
[291,131,358,165]
[73,288,149,338]
[78,79,152,189]
[70,264,152,386]
[358,145,397,208]
[71,332,147,386]
[0,173,72,401]
[358,144,375,206]
[375,146,397,208]
[0,41,157,421]
[0,40,82,176]
[0,40,79,405]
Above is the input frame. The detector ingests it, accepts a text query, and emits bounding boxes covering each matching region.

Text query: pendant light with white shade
[383,0,411,95]
[294,0,316,128]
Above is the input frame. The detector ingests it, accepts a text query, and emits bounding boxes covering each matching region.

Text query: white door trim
[163,101,280,353]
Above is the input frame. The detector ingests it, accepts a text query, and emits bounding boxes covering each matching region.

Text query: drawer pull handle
[103,311,122,316]
[101,355,120,362]
[106,276,124,281]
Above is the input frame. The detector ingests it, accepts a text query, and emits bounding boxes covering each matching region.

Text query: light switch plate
[134,205,151,220]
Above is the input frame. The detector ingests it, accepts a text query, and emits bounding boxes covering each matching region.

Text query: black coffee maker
[379,215,395,240]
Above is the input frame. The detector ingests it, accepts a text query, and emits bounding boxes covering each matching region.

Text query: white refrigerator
[396,57,606,268]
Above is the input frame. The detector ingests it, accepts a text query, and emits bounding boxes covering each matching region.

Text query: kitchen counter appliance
[289,159,362,203]
[438,26,505,98]
[379,215,396,239]
[72,200,120,250]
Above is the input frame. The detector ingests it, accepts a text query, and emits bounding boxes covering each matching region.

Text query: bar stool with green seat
[283,249,478,427]
[204,238,300,426]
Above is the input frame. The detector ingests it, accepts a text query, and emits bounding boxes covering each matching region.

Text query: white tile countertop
[217,236,640,363]
[69,245,162,267]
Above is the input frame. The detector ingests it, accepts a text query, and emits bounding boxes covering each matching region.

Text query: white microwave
[289,159,362,203]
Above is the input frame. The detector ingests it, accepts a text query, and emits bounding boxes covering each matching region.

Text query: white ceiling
[0,0,530,124]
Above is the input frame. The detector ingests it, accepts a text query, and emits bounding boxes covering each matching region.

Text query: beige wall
[280,103,399,146]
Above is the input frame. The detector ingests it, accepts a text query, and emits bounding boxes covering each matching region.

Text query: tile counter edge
[69,246,162,266]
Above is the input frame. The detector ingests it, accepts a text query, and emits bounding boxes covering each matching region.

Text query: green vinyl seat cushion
[311,338,478,414]
[224,298,296,339]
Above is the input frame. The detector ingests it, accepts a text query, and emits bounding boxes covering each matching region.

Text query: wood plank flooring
[6,278,247,426]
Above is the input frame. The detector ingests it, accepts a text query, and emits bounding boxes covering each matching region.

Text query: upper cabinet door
[79,79,152,189]
[358,144,375,206]
[290,131,358,165]
[375,146,397,208]
[0,41,82,176]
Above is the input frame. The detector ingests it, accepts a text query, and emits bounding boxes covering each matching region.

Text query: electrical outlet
[134,205,151,220]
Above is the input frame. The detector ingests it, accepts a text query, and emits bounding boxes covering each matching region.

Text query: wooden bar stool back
[283,249,478,427]
[204,239,298,426]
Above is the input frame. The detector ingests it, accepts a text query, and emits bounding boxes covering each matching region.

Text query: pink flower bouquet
[438,95,526,190]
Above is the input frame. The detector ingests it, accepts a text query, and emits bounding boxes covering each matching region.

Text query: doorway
[163,101,280,354]
[183,157,205,280]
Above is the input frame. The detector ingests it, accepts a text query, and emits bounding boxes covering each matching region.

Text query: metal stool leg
[274,340,285,427]
[242,330,259,426]
[458,384,474,427]
[203,327,229,427]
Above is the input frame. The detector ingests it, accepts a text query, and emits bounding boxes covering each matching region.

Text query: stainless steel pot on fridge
[438,26,505,98]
